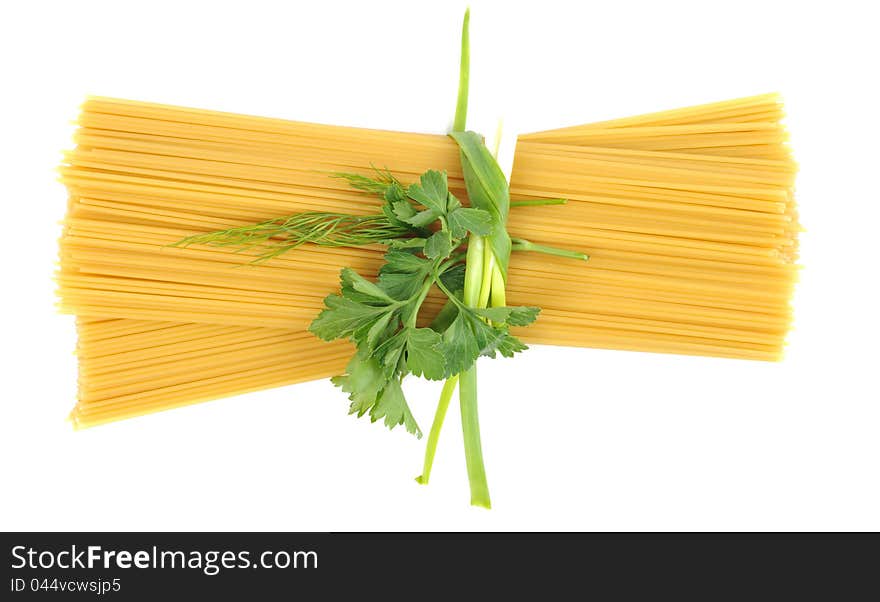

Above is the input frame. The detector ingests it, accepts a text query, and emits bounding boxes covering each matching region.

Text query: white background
[2,0,878,531]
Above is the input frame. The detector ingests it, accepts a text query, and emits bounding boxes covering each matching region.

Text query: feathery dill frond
[172,212,412,263]
[330,165,402,196]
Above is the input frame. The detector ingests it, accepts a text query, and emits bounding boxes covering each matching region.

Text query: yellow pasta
[58,94,799,428]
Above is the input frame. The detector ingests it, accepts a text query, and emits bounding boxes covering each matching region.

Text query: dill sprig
[330,166,401,195]
[173,212,411,262]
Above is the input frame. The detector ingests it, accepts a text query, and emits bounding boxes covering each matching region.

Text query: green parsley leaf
[460,310,507,357]
[382,250,432,273]
[370,377,422,438]
[364,311,396,351]
[341,267,396,304]
[374,331,407,380]
[406,170,449,215]
[404,327,446,380]
[381,183,410,228]
[447,207,493,238]
[378,271,424,301]
[438,263,466,294]
[441,312,481,376]
[472,305,540,327]
[438,306,532,377]
[495,332,528,357]
[446,191,462,212]
[332,351,421,438]
[309,294,392,344]
[382,203,408,229]
[383,181,406,204]
[424,230,453,259]
[331,351,386,417]
[402,208,441,228]
[384,238,426,250]
[378,251,432,300]
[429,299,459,335]
[392,200,417,222]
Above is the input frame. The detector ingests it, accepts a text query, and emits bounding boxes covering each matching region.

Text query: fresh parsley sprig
[308,168,540,437]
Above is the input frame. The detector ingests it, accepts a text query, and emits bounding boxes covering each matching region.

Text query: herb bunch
[308,168,541,439]
[174,9,587,507]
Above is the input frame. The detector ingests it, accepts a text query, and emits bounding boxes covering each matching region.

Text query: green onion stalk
[418,9,501,508]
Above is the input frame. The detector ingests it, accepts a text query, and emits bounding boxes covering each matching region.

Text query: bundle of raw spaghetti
[58,94,798,428]
[73,317,352,427]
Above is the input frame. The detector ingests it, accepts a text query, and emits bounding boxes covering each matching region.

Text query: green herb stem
[489,262,506,308]
[463,234,485,305]
[407,278,435,328]
[459,366,491,508]
[452,8,470,132]
[509,198,568,208]
[454,228,494,506]
[456,181,495,505]
[415,374,459,485]
[511,237,589,261]
[477,243,496,308]
[425,7,493,508]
